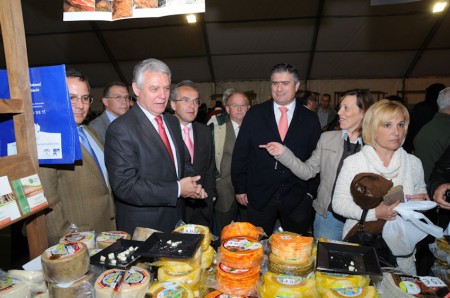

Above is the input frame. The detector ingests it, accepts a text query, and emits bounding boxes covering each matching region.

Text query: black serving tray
[316,241,382,275]
[134,232,204,259]
[90,239,142,269]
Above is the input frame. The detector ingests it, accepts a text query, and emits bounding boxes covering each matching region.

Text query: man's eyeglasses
[70,95,93,104]
[105,95,132,102]
[228,104,249,110]
[172,98,201,106]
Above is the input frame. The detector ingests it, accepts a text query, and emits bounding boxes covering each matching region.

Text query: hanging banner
[63,0,205,21]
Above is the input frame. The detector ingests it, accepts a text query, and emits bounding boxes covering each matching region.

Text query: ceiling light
[433,2,447,13]
[186,14,197,24]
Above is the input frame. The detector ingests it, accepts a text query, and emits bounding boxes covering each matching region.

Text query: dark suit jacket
[41,126,115,245]
[184,121,217,226]
[231,99,321,214]
[105,106,196,234]
[89,111,111,145]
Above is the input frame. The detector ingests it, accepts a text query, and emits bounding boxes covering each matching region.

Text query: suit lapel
[265,100,281,141]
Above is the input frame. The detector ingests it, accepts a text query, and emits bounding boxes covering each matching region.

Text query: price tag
[419,276,447,287]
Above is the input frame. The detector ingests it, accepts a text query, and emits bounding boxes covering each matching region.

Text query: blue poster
[0,65,82,164]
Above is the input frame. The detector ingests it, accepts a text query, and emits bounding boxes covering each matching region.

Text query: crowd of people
[40,58,450,276]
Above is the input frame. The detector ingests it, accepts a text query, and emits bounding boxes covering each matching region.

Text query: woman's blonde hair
[362,99,410,147]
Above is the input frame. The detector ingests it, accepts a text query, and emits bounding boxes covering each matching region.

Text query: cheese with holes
[0,277,31,298]
[147,281,194,298]
[59,231,96,249]
[95,267,150,298]
[41,242,90,283]
[96,231,130,249]
[48,271,95,298]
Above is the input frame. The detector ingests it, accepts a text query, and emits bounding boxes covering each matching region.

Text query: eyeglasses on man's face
[105,95,132,102]
[70,95,93,105]
[228,104,249,110]
[172,98,201,106]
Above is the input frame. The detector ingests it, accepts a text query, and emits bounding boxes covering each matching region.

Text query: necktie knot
[278,107,289,141]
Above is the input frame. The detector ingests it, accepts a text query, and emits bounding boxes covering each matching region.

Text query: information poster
[0,176,21,225]
[63,0,205,21]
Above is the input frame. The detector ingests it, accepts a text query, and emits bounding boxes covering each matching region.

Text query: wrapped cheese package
[0,276,31,298]
[41,242,90,283]
[48,271,95,298]
[95,266,150,298]
[147,281,194,298]
[59,231,96,249]
[268,253,314,277]
[258,272,319,298]
[96,231,130,249]
[6,270,46,294]
[216,263,259,296]
[158,247,202,271]
[201,245,215,270]
[157,266,201,290]
[206,290,252,298]
[218,237,264,269]
[269,231,313,261]
[173,224,212,251]
[315,272,370,295]
[322,286,378,298]
[221,222,265,242]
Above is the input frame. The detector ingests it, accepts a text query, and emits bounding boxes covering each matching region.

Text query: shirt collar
[341,130,363,145]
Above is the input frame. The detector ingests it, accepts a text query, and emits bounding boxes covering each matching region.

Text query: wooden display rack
[0,0,48,258]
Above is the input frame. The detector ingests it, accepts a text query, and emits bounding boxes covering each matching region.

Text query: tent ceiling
[0,0,449,88]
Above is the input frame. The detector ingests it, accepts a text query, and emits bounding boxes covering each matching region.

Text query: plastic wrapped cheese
[174,224,211,251]
[96,231,130,249]
[322,286,378,298]
[221,222,265,242]
[218,237,264,269]
[216,263,260,296]
[269,232,313,261]
[147,281,194,298]
[205,291,252,298]
[268,253,314,276]
[315,272,370,295]
[159,247,202,270]
[59,231,96,249]
[201,245,215,270]
[0,277,31,297]
[95,267,150,298]
[258,272,319,298]
[157,266,201,289]
[132,227,160,241]
[41,242,90,283]
[6,270,46,294]
[48,271,95,298]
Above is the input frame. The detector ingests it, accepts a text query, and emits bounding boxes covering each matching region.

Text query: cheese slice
[48,271,95,298]
[59,231,96,249]
[41,242,90,283]
[96,231,130,249]
[0,277,31,298]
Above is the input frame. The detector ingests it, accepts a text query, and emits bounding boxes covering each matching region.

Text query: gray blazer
[276,131,344,217]
[89,111,111,145]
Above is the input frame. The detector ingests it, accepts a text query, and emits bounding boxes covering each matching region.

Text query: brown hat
[350,172,393,210]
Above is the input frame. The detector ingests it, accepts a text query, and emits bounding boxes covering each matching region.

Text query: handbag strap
[357,209,369,231]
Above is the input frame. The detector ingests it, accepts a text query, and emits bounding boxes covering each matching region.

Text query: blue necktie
[78,126,101,171]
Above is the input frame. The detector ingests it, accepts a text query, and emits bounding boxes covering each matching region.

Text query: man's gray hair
[437,87,450,111]
[170,80,199,101]
[133,58,171,88]
[222,88,236,106]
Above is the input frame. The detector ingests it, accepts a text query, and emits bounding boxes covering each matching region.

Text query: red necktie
[155,115,175,164]
[278,107,289,141]
[183,126,194,163]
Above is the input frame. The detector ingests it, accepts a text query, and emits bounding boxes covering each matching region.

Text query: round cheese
[322,286,378,298]
[48,271,95,298]
[95,268,125,298]
[0,277,31,298]
[147,281,194,298]
[6,270,46,293]
[218,237,263,269]
[269,232,313,261]
[96,231,130,249]
[258,272,319,297]
[174,224,211,251]
[157,266,201,289]
[95,267,150,298]
[41,242,90,283]
[216,263,260,296]
[59,231,96,249]
[315,272,370,295]
[205,291,252,298]
[201,245,215,270]
[221,222,265,242]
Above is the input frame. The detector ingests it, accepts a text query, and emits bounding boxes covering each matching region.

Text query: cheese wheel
[216,263,260,296]
[34,292,50,298]
[59,231,96,249]
[268,253,313,276]
[95,268,125,298]
[96,231,130,249]
[270,232,313,260]
[157,266,201,289]
[41,242,90,283]
[159,247,202,270]
[201,245,215,270]
[258,272,319,298]
[315,272,370,295]
[48,271,95,298]
[118,267,150,298]
[7,270,44,284]
[322,286,378,298]
[205,291,252,298]
[147,281,194,298]
[0,278,31,298]
[174,224,211,251]
[132,227,160,241]
[218,237,263,268]
[221,222,265,242]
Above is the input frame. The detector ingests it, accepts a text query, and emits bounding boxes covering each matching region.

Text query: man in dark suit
[89,81,131,145]
[231,63,321,236]
[41,69,115,245]
[169,80,217,228]
[105,59,207,235]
